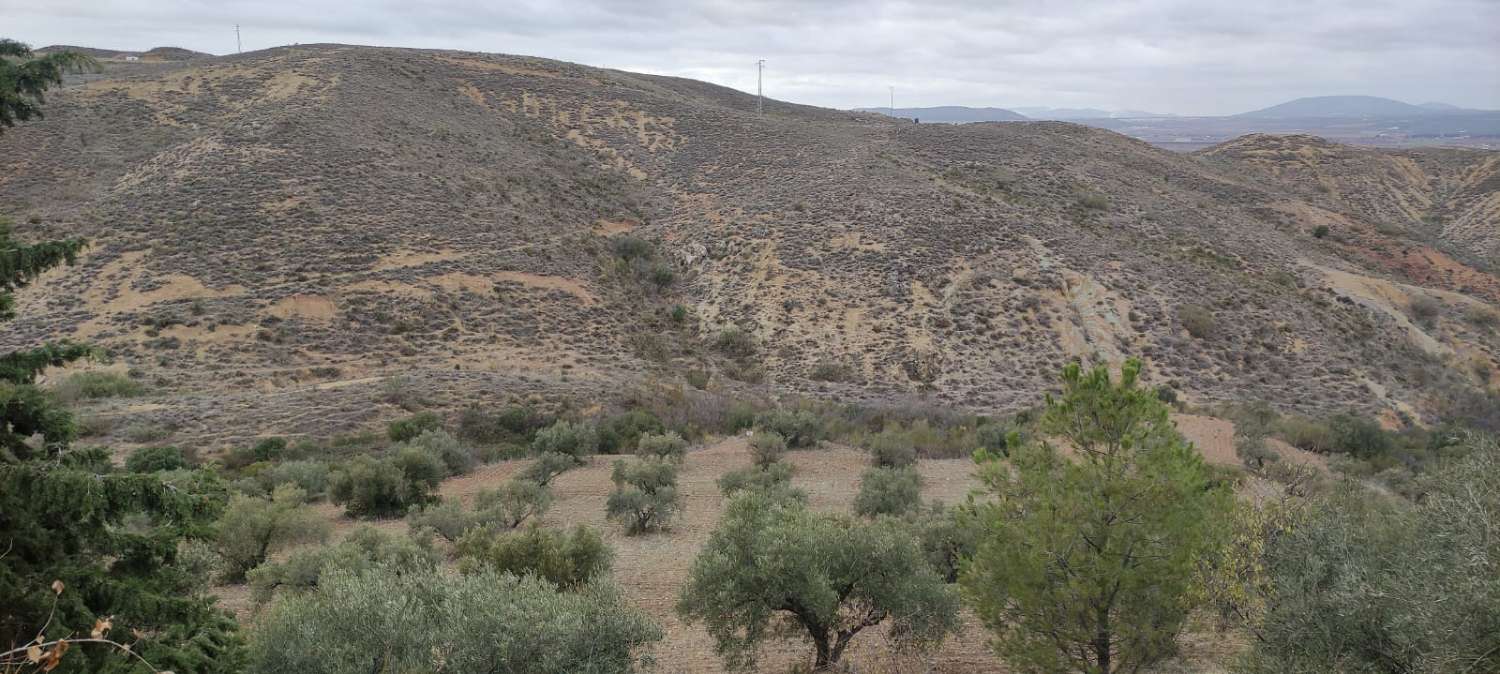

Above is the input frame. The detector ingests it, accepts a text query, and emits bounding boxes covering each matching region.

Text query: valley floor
[216,414,1317,673]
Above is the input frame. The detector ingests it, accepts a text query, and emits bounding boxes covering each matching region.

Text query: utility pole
[235,25,242,54]
[756,59,765,115]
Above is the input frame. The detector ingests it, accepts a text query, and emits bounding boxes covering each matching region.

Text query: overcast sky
[5,0,1498,115]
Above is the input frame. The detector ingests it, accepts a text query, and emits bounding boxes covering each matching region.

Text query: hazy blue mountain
[855,106,1028,122]
[1236,95,1432,118]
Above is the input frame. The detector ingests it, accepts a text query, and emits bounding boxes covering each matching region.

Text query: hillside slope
[0,45,1495,446]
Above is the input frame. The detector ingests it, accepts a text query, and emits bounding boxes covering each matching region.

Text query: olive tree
[678,490,959,671]
[248,565,660,674]
[605,458,680,534]
[215,485,331,582]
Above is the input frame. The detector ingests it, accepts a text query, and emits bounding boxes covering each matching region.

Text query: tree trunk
[1095,603,1112,674]
[811,631,833,671]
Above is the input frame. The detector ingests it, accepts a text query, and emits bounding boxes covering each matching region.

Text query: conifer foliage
[0,41,243,671]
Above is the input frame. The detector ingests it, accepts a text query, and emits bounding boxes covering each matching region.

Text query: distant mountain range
[858,97,1491,123]
[854,105,1170,121]
[1235,96,1490,119]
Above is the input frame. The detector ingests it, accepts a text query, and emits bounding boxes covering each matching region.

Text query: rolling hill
[0,44,1496,448]
[854,105,1028,122]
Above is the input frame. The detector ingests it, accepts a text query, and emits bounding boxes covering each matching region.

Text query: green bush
[520,451,582,486]
[611,235,654,261]
[596,410,663,454]
[1244,436,1500,673]
[51,370,143,402]
[909,503,979,583]
[262,460,332,499]
[457,524,613,590]
[388,411,443,443]
[755,409,824,449]
[1464,304,1499,330]
[975,422,1016,456]
[714,326,757,360]
[1408,294,1441,325]
[636,430,688,461]
[405,428,476,475]
[224,437,291,470]
[867,431,917,468]
[717,461,798,498]
[1177,304,1216,339]
[247,565,659,674]
[606,458,680,534]
[1312,225,1330,239]
[1329,413,1394,460]
[247,525,440,604]
[457,404,551,445]
[331,456,423,518]
[125,445,192,472]
[474,479,553,529]
[215,485,332,582]
[121,419,173,443]
[748,430,787,468]
[531,419,599,459]
[853,466,922,518]
[406,498,476,542]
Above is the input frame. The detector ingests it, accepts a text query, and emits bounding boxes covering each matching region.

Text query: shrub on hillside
[596,409,664,454]
[853,466,923,518]
[261,460,332,499]
[748,430,787,468]
[717,461,798,498]
[714,326,757,360]
[387,411,442,443]
[124,445,192,472]
[404,428,477,475]
[1177,304,1216,339]
[755,409,824,449]
[1242,436,1500,673]
[530,419,599,459]
[475,479,553,529]
[1408,294,1441,325]
[216,485,331,582]
[247,525,440,604]
[456,404,551,445]
[331,455,425,518]
[457,524,613,590]
[867,431,917,468]
[224,437,292,470]
[51,370,143,402]
[520,451,582,486]
[636,430,688,462]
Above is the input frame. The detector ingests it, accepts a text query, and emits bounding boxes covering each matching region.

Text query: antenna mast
[756,59,765,115]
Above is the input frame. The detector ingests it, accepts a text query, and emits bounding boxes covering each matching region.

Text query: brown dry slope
[0,44,1496,447]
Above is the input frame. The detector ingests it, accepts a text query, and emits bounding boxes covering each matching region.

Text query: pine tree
[961,359,1232,674]
[0,40,243,671]
[0,39,98,132]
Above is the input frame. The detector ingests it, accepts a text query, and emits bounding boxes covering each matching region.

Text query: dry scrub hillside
[0,44,1495,448]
